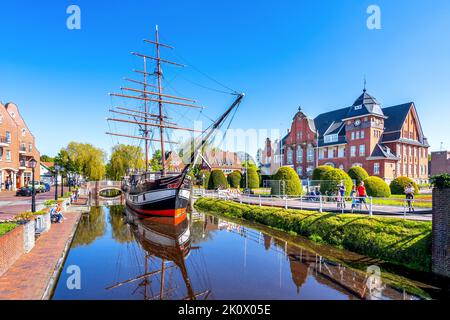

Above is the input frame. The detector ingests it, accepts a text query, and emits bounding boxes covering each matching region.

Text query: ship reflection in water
[52,206,424,300]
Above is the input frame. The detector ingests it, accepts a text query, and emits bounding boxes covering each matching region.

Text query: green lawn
[195,198,432,272]
[0,223,18,237]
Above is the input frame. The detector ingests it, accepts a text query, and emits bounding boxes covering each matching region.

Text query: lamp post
[29,158,37,213]
[54,164,61,200]
[61,167,65,197]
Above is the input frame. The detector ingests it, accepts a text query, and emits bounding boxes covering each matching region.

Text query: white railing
[193,188,431,219]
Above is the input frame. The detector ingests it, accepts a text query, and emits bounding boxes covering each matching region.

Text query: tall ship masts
[106,25,244,218]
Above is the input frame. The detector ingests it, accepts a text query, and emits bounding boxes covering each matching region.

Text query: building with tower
[273,89,430,183]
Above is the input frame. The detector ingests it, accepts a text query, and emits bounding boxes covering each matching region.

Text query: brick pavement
[0,210,81,300]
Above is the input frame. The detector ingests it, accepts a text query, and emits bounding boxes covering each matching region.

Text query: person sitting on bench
[51,204,64,223]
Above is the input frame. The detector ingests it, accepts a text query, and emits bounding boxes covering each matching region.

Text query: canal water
[52,205,434,300]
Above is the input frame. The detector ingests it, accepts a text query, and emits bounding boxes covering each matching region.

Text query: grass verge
[0,222,18,237]
[195,198,432,272]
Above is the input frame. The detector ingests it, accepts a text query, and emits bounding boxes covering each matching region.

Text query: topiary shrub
[241,167,259,189]
[320,168,353,196]
[364,176,391,197]
[227,171,242,188]
[348,166,369,185]
[197,170,211,188]
[312,165,334,181]
[208,170,228,190]
[271,166,302,195]
[390,176,419,195]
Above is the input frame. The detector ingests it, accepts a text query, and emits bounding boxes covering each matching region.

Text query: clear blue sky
[1,0,449,159]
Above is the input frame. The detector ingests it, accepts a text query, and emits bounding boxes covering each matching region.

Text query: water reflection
[53,206,424,300]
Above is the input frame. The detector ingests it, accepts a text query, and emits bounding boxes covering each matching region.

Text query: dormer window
[22,128,26,137]
[324,134,338,143]
[354,105,362,110]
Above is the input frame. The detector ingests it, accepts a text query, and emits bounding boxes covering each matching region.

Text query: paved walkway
[0,210,81,300]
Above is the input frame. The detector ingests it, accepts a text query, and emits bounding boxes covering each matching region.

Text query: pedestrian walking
[338,182,346,209]
[350,186,359,213]
[357,181,369,210]
[404,183,415,213]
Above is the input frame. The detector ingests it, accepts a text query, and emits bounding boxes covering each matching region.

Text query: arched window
[307,144,314,163]
[297,146,303,164]
[287,148,293,165]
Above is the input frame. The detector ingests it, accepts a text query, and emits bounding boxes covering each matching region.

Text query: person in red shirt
[357,181,369,210]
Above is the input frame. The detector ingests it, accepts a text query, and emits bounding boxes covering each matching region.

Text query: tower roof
[344,90,385,119]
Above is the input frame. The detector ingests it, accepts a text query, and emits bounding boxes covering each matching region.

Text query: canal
[52,205,436,300]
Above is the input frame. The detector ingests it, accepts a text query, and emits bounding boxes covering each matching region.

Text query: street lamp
[29,158,37,213]
[54,164,61,200]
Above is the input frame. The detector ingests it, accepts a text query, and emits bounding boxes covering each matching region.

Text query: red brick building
[200,150,243,174]
[0,102,41,190]
[281,90,430,183]
[430,151,450,175]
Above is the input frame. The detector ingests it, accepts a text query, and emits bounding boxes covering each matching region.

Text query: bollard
[369,197,373,216]
[319,196,323,213]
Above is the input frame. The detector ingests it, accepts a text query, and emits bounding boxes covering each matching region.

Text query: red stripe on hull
[130,207,187,217]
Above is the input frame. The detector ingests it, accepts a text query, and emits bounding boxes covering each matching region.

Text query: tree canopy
[106,144,145,180]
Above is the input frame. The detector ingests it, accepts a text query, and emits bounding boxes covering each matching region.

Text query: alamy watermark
[66,5,81,30]
[367,5,381,30]
[66,265,81,290]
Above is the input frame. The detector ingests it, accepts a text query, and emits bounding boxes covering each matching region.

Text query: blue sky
[1,0,449,159]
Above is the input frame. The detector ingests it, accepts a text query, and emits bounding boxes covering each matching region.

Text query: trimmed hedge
[197,170,211,188]
[320,168,353,196]
[364,176,391,197]
[430,173,450,189]
[348,166,369,185]
[227,171,242,188]
[195,198,432,272]
[271,166,302,195]
[241,167,259,189]
[208,170,228,190]
[312,165,334,181]
[390,177,419,195]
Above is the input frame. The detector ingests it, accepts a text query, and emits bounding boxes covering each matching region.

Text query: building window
[356,131,360,139]
[351,132,355,140]
[319,148,325,159]
[29,143,33,152]
[22,128,26,137]
[307,145,314,163]
[350,146,356,157]
[374,163,380,175]
[6,132,11,143]
[396,144,401,159]
[338,146,345,158]
[287,148,293,164]
[408,164,412,175]
[0,148,3,160]
[361,131,364,139]
[297,146,303,163]
[409,146,412,157]
[6,150,11,161]
[359,144,365,157]
[403,145,407,158]
[397,163,400,176]
[324,134,338,143]
[296,167,302,176]
[307,166,314,177]
[414,147,417,158]
[328,147,335,159]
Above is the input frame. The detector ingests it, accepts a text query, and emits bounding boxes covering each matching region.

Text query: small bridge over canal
[83,181,123,197]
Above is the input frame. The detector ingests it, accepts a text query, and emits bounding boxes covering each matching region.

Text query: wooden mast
[155,25,166,175]
[143,56,149,171]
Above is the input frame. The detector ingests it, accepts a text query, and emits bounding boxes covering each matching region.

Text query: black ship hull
[124,173,192,217]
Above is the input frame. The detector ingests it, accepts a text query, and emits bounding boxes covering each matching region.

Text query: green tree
[348,166,369,185]
[150,150,163,172]
[320,168,353,196]
[208,170,228,190]
[312,165,334,181]
[40,155,54,162]
[364,176,391,197]
[271,166,302,195]
[106,144,145,180]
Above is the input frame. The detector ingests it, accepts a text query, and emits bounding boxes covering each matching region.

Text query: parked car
[16,187,32,197]
[27,181,46,193]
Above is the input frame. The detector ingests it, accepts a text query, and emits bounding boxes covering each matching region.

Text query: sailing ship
[106,26,244,217]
